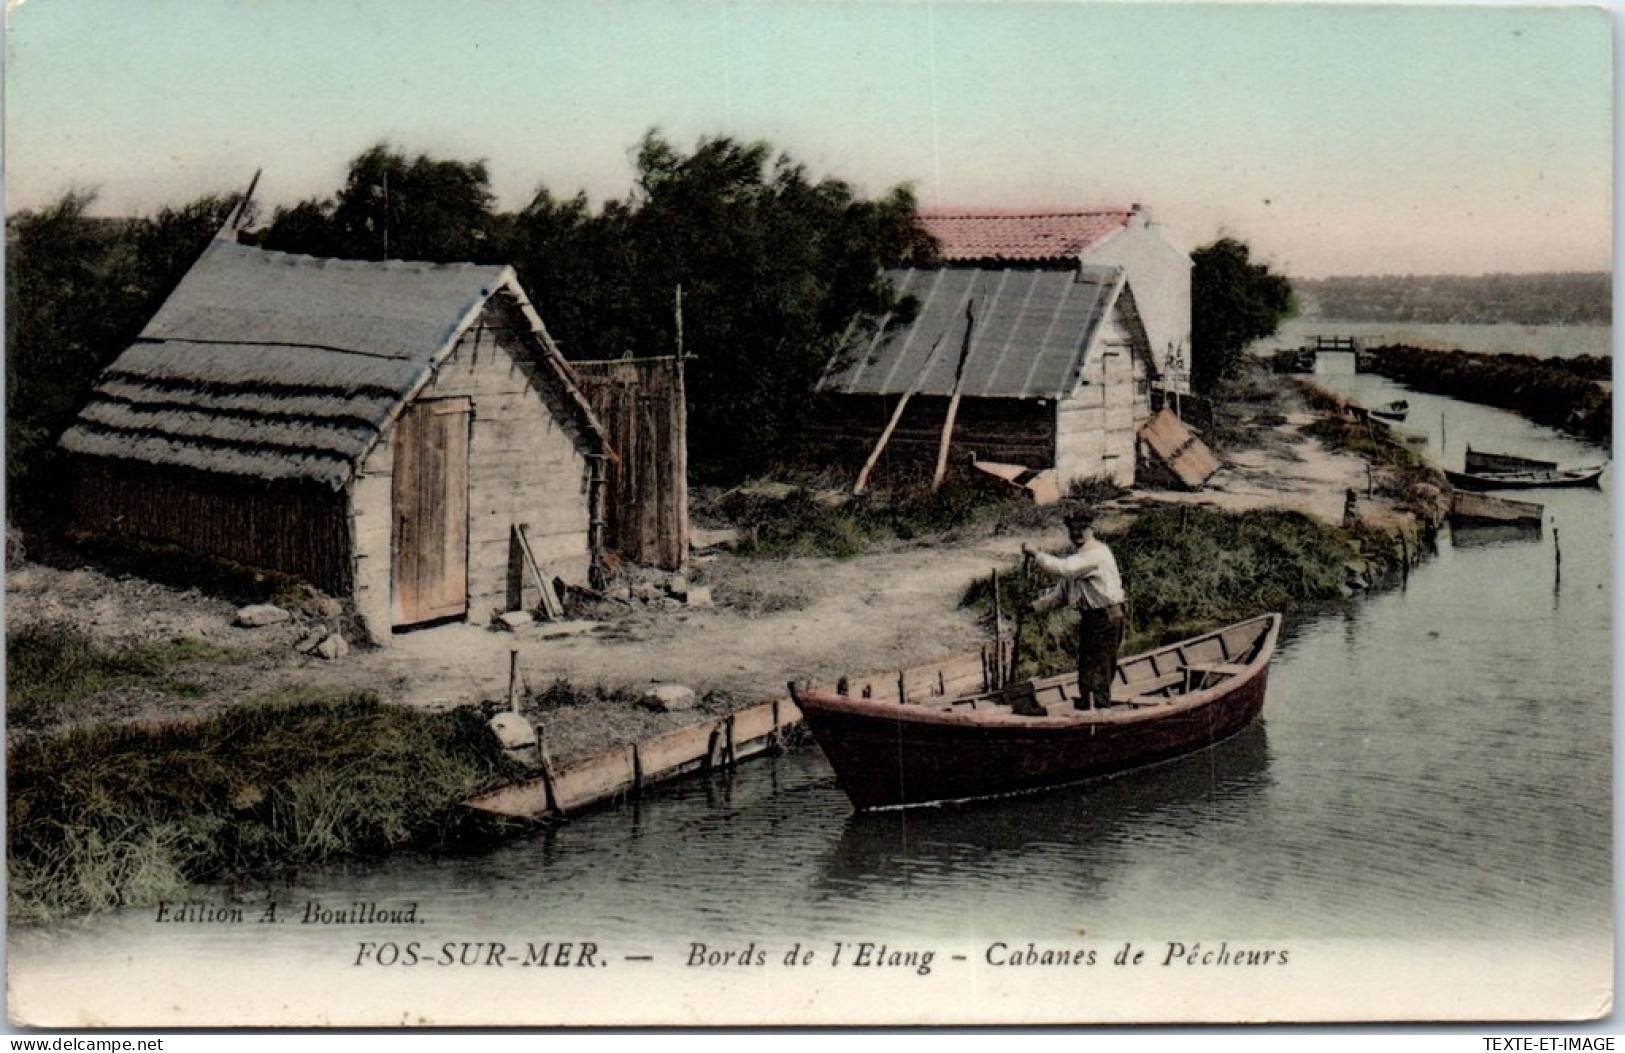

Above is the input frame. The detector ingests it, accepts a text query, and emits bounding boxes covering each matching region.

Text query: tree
[257,144,501,263]
[1190,237,1295,394]
[508,131,935,480]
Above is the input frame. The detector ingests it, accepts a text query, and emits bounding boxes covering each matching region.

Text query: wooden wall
[1053,300,1154,488]
[572,357,689,571]
[351,297,596,643]
[72,458,351,593]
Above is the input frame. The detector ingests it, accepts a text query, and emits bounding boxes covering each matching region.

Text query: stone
[294,628,326,654]
[314,633,349,660]
[488,712,537,750]
[640,683,698,713]
[607,586,633,604]
[497,611,534,631]
[684,585,714,608]
[235,604,291,628]
[666,574,691,598]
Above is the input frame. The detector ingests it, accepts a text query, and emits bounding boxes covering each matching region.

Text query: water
[8,370,1614,1024]
[1268,318,1613,360]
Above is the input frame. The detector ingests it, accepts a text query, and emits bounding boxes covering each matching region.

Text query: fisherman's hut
[814,206,1195,491]
[59,240,609,644]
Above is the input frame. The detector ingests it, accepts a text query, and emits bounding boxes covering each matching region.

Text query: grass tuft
[8,692,524,921]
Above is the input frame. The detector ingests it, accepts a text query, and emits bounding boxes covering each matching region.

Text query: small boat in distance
[791,613,1282,812]
[1370,400,1409,422]
[1445,447,1605,492]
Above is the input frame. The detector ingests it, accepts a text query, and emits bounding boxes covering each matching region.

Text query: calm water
[1270,318,1613,360]
[8,364,1614,1021]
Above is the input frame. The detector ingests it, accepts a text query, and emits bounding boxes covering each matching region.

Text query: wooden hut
[59,240,608,644]
[814,264,1161,489]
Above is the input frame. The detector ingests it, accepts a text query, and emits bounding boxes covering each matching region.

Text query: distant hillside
[1294,273,1611,325]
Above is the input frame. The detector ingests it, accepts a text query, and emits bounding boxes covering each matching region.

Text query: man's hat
[1063,506,1098,532]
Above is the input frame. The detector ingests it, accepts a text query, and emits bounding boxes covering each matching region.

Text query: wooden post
[933,300,977,491]
[854,335,946,495]
[991,568,1004,688]
[1554,525,1562,590]
[507,647,521,713]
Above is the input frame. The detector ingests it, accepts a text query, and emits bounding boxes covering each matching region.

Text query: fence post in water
[507,648,521,713]
[1440,412,1447,455]
[1554,525,1562,590]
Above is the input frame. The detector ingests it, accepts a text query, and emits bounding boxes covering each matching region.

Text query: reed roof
[60,240,591,489]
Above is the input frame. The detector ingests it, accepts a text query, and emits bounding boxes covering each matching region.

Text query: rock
[607,585,633,604]
[235,604,291,628]
[294,628,326,654]
[314,633,349,660]
[684,585,714,608]
[497,611,534,631]
[633,582,661,603]
[640,683,698,712]
[666,574,691,598]
[489,712,537,750]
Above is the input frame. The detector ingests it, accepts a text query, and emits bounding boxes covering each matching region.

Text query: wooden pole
[507,647,521,713]
[991,569,1004,689]
[854,335,945,495]
[933,300,977,491]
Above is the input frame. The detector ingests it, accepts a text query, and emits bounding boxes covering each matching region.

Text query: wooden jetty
[464,645,1014,821]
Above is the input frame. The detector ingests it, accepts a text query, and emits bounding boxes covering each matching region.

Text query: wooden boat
[1449,489,1543,527]
[1370,400,1409,422]
[1444,465,1604,492]
[790,613,1282,811]
[1465,448,1557,475]
[1446,447,1606,491]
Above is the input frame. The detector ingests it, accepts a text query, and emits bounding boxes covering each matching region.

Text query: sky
[2,0,1614,278]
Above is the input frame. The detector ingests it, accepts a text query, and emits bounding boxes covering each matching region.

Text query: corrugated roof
[820,265,1124,399]
[60,241,592,489]
[921,209,1136,263]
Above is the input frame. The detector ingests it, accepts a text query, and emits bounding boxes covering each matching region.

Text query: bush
[963,506,1353,677]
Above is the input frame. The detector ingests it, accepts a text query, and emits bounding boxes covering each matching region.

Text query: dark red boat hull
[798,663,1272,811]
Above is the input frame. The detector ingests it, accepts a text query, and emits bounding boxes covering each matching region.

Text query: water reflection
[1448,523,1545,549]
[818,724,1272,894]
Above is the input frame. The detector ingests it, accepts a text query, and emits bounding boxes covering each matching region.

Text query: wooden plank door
[391,397,471,628]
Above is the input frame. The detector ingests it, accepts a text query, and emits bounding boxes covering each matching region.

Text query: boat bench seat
[1188,663,1248,677]
[1111,671,1185,702]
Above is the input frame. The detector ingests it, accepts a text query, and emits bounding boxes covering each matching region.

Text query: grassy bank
[8,638,521,921]
[964,505,1361,679]
[6,622,247,733]
[1360,346,1611,448]
[715,474,1120,559]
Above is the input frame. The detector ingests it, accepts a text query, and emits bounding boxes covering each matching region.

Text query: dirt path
[6,387,1379,762]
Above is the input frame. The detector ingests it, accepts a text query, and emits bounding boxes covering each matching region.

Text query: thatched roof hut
[62,239,608,642]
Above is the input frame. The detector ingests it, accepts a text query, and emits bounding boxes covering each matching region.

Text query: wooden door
[391,397,471,627]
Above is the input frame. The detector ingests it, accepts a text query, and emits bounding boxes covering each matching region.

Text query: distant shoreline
[1261,318,1612,360]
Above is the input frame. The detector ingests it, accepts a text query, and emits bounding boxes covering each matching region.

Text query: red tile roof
[921,208,1138,262]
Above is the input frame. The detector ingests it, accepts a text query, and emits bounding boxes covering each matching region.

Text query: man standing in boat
[1022,507,1127,710]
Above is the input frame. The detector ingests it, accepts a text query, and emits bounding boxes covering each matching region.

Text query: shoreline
[6,368,1455,920]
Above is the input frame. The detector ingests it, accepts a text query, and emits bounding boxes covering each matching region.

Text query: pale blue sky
[3,0,1613,277]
